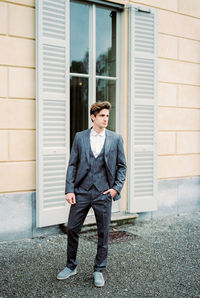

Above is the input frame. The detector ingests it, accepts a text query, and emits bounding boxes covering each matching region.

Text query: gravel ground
[0,212,199,298]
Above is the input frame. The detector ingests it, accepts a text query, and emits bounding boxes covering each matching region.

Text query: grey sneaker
[57,267,77,280]
[93,272,105,287]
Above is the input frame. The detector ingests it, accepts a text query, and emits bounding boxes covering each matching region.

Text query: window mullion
[116,12,121,133]
[96,75,117,80]
[70,73,89,78]
[88,4,96,127]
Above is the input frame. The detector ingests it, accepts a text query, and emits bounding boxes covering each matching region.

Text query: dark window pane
[70,2,89,74]
[70,77,88,147]
[96,7,116,77]
[96,79,116,131]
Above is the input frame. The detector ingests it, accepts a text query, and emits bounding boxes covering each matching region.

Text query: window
[70,0,120,146]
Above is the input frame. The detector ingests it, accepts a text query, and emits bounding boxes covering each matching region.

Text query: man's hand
[103,188,118,198]
[66,193,76,205]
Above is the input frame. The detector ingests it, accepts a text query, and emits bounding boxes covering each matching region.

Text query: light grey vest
[80,142,109,192]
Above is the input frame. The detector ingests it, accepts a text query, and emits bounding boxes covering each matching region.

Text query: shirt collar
[91,128,105,137]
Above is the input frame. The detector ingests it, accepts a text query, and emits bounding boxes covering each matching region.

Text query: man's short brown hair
[90,101,111,117]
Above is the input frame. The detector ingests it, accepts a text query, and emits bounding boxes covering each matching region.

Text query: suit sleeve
[112,135,127,194]
[65,133,79,194]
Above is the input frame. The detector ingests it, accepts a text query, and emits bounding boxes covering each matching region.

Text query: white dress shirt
[90,128,106,158]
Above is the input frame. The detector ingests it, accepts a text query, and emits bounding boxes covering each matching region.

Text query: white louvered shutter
[128,5,158,213]
[36,0,70,227]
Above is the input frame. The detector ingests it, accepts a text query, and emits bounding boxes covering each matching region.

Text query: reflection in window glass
[70,2,89,74]
[96,79,116,131]
[70,77,88,147]
[96,7,116,77]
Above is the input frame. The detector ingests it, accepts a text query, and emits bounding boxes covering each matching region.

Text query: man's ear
[91,114,95,122]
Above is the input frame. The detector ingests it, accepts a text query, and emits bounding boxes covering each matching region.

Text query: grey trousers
[66,186,112,272]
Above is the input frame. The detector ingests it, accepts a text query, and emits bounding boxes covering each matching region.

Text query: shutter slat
[135,12,155,54]
[36,0,70,227]
[128,5,157,213]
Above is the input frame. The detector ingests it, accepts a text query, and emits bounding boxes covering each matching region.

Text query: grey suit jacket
[65,128,127,201]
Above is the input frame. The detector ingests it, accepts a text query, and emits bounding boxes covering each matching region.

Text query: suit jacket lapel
[104,129,112,164]
[83,128,91,164]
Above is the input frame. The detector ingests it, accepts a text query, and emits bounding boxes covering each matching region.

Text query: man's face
[91,108,110,129]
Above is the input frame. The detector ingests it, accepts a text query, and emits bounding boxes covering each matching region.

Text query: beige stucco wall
[0,0,35,194]
[0,0,200,194]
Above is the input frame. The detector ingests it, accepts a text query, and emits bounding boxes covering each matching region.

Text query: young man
[57,101,127,287]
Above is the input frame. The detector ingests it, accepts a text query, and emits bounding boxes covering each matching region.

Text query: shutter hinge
[137,8,151,13]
